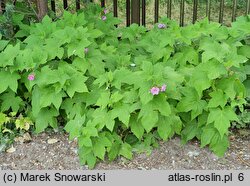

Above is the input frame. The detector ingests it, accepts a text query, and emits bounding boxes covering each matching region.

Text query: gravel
[0,130,249,170]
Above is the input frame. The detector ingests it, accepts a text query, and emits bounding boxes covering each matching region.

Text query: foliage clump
[0,4,250,168]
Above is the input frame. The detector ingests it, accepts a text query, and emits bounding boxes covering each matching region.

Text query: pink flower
[104,9,108,14]
[150,87,160,95]
[161,84,166,92]
[28,74,35,81]
[84,48,89,54]
[158,23,166,29]
[102,16,107,21]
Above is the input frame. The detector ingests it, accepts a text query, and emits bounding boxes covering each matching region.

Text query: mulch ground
[0,129,249,170]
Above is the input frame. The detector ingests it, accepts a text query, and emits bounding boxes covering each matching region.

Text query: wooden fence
[1,0,250,26]
[51,0,250,26]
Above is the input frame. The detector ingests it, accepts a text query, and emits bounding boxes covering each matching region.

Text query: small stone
[138,166,146,170]
[11,162,16,168]
[14,136,23,143]
[23,133,32,142]
[74,137,78,141]
[229,136,235,141]
[172,160,175,167]
[244,154,250,159]
[47,138,58,144]
[72,148,78,154]
[187,151,200,157]
[83,165,89,170]
[6,146,16,153]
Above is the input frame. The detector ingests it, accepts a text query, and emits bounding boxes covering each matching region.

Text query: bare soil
[0,130,249,170]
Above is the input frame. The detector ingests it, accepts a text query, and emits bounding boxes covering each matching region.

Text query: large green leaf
[141,110,158,133]
[14,49,34,70]
[130,114,144,140]
[181,120,200,144]
[0,43,20,67]
[199,37,229,62]
[157,116,172,140]
[216,77,243,99]
[119,143,133,159]
[0,91,22,112]
[108,141,121,161]
[66,75,88,98]
[78,146,96,168]
[61,96,86,120]
[152,95,171,116]
[104,115,115,132]
[188,70,211,96]
[0,40,9,51]
[162,66,184,100]
[35,107,59,133]
[200,126,217,147]
[92,136,111,160]
[238,45,250,58]
[72,57,89,73]
[0,71,20,94]
[37,66,70,87]
[199,59,227,80]
[207,107,238,137]
[78,136,92,147]
[209,133,229,157]
[93,140,106,160]
[208,89,228,108]
[113,68,142,89]
[64,114,86,140]
[67,38,91,58]
[96,91,110,109]
[110,103,130,127]
[32,86,64,115]
[177,87,207,120]
[243,79,250,97]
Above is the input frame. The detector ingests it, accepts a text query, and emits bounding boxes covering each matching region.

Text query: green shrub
[0,112,33,152]
[0,2,38,40]
[0,3,249,168]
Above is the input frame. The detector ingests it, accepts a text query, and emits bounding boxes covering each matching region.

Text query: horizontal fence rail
[0,0,250,26]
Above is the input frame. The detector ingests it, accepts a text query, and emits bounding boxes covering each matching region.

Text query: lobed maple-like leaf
[207,107,238,137]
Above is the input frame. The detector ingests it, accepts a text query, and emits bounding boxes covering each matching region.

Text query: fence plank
[113,0,118,17]
[2,0,248,26]
[142,0,146,26]
[206,0,211,21]
[36,0,49,21]
[76,0,80,10]
[167,0,172,19]
[51,0,56,12]
[193,0,198,23]
[126,0,131,26]
[247,0,250,15]
[101,0,105,7]
[155,0,159,23]
[63,0,68,9]
[219,0,224,23]
[180,0,185,26]
[131,0,140,25]
[0,0,5,14]
[231,0,237,22]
